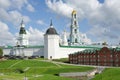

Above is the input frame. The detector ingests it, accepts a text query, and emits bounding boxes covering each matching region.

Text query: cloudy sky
[0,0,120,46]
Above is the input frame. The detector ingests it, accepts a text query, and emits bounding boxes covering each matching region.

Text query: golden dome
[72,10,77,14]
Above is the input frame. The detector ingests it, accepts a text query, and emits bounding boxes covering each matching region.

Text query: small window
[75,38,77,43]
[74,21,76,25]
[74,14,76,18]
[74,29,77,33]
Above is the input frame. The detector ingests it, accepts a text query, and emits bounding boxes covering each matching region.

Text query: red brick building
[69,47,120,66]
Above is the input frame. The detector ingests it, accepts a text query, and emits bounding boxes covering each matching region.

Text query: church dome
[19,19,26,34]
[19,27,26,34]
[45,27,58,35]
[45,19,58,35]
[72,10,77,14]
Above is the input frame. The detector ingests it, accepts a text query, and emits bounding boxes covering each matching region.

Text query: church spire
[50,19,52,26]
[19,19,26,34]
[20,18,25,27]
[50,19,53,28]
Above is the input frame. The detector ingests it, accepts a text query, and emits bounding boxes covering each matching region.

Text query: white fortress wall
[55,46,86,59]
[2,47,44,57]
[23,47,44,56]
[3,48,11,56]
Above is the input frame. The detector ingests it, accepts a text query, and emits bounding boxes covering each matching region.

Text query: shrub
[15,68,24,73]
[0,48,3,57]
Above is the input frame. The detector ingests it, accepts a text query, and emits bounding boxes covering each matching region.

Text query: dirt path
[8,60,23,69]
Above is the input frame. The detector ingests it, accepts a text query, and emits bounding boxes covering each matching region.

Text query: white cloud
[46,0,73,18]
[37,20,44,25]
[46,0,120,44]
[37,20,47,26]
[81,33,92,44]
[27,27,44,45]
[0,21,15,45]
[0,0,35,45]
[10,0,28,10]
[0,0,35,11]
[10,0,35,12]
[46,0,101,19]
[0,0,11,9]
[0,9,30,26]
[0,0,35,26]
[26,4,35,12]
[87,0,120,44]
[9,10,30,25]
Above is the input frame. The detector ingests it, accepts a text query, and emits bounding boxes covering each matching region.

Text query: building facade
[3,20,87,59]
[69,47,120,66]
[2,10,120,60]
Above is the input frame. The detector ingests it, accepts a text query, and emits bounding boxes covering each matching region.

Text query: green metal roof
[60,45,101,49]
[115,48,120,51]
[2,46,13,49]
[26,45,44,48]
[81,48,100,53]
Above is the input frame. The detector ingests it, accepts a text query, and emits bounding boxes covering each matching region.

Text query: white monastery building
[2,10,113,59]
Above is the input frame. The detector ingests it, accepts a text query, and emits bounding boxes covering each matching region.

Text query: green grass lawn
[93,68,120,80]
[0,59,94,80]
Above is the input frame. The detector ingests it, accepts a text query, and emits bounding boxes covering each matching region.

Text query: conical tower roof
[45,20,58,35]
[19,20,26,34]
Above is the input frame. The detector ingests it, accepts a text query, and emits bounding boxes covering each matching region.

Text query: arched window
[74,21,76,25]
[74,14,76,18]
[75,38,77,43]
[74,29,77,33]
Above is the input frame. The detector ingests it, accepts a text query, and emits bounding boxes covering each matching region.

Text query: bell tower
[17,19,29,46]
[70,10,80,45]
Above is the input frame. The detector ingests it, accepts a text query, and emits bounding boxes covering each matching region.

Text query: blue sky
[0,0,120,46]
[98,0,104,3]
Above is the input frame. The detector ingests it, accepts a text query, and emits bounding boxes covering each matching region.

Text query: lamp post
[24,71,28,80]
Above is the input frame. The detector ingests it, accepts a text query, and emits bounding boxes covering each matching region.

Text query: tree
[0,48,3,57]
